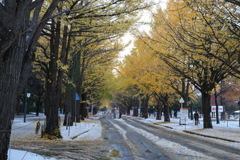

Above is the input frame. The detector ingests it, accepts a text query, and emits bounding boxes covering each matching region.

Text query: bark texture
[0,0,61,159]
[202,92,213,128]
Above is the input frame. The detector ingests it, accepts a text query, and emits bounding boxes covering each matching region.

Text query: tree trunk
[74,53,81,122]
[80,94,87,119]
[16,96,21,115]
[190,101,193,120]
[156,105,162,120]
[202,92,213,128]
[36,95,42,116]
[141,95,149,119]
[163,104,170,122]
[64,67,74,126]
[133,107,138,117]
[42,20,62,139]
[127,105,131,115]
[0,37,28,159]
[44,88,62,139]
[158,93,170,122]
[181,78,190,108]
[0,0,61,158]
[214,88,220,124]
[0,76,18,160]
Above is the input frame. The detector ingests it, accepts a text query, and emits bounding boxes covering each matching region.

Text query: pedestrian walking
[119,112,122,118]
[194,111,199,125]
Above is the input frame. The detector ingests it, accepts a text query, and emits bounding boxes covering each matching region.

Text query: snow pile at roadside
[60,119,102,141]
[9,114,102,160]
[137,116,240,143]
[8,149,56,160]
[9,113,240,160]
[114,119,213,159]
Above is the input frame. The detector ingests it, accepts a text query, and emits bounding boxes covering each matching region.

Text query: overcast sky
[118,0,168,61]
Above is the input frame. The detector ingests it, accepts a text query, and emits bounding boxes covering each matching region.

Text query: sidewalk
[11,113,101,141]
[135,116,240,144]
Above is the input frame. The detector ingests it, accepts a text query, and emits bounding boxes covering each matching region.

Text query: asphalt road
[11,115,240,160]
[100,115,240,160]
[100,116,170,160]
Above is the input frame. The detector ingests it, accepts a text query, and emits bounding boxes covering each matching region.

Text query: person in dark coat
[194,111,199,125]
[119,112,122,119]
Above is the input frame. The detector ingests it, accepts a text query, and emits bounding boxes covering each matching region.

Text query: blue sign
[76,93,80,100]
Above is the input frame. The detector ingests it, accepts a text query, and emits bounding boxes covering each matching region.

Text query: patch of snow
[117,119,213,159]
[9,113,240,160]
[8,149,56,160]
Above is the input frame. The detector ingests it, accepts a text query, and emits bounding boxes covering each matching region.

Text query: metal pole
[185,116,186,130]
[239,106,240,127]
[68,113,70,136]
[24,96,27,123]
[190,101,193,120]
[180,103,182,125]
[75,100,76,126]
[23,79,28,123]
[66,114,68,130]
[91,105,93,116]
[179,103,181,125]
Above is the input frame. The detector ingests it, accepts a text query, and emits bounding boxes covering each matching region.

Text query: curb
[71,129,90,140]
[159,125,173,129]
[130,117,240,143]
[183,130,240,143]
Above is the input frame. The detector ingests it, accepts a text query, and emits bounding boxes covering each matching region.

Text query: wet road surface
[11,115,240,160]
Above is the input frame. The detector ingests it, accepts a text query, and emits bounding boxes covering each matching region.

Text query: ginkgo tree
[0,0,154,158]
[0,1,64,159]
[183,0,240,76]
[118,37,181,121]
[62,0,154,126]
[111,81,140,116]
[32,0,153,139]
[80,43,120,113]
[142,0,240,128]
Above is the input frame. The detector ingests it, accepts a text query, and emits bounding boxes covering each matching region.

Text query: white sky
[118,0,168,61]
[9,113,240,160]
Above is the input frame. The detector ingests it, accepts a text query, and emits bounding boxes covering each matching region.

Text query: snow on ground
[135,115,240,153]
[9,114,102,160]
[115,119,212,159]
[60,117,102,141]
[110,116,240,160]
[140,115,240,144]
[8,113,240,160]
[8,149,56,160]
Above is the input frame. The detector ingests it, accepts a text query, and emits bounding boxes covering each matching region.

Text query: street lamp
[239,104,240,127]
[238,100,240,127]
[24,93,31,123]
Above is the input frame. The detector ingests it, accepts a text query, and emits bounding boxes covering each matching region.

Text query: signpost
[180,108,188,125]
[130,110,133,116]
[91,105,94,116]
[179,97,188,125]
[86,100,90,117]
[115,108,119,118]
[211,106,223,122]
[75,93,80,126]
[211,106,223,112]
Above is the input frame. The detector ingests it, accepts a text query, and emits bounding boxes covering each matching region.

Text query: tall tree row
[0,1,62,159]
[0,0,153,159]
[117,38,182,121]
[139,0,240,128]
